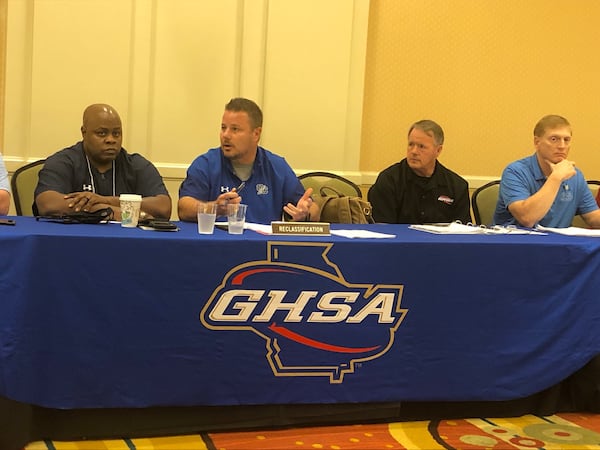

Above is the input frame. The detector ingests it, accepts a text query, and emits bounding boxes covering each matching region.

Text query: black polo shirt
[34,141,169,214]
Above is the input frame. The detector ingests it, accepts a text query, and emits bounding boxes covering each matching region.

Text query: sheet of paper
[244,223,395,239]
[536,225,600,237]
[243,222,273,234]
[330,229,396,239]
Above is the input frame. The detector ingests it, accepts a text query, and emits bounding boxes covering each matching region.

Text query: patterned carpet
[23,413,600,449]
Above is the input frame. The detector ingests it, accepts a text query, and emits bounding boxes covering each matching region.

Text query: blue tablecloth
[1,217,600,408]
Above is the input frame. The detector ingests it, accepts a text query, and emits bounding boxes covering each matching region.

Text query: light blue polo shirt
[493,153,598,227]
[0,154,10,193]
[179,146,305,224]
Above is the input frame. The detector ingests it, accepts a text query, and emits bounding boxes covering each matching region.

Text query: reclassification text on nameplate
[271,221,331,236]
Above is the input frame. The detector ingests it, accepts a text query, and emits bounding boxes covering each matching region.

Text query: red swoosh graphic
[269,323,380,354]
[232,268,299,285]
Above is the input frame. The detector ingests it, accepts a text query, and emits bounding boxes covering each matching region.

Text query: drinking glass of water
[197,201,217,234]
[227,203,247,234]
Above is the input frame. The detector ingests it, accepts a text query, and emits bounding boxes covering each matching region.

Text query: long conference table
[2,216,600,448]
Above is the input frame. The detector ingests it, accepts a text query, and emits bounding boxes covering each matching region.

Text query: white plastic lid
[119,194,142,201]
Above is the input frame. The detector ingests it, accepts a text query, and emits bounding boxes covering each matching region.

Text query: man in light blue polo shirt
[0,153,11,215]
[178,98,320,224]
[494,115,600,228]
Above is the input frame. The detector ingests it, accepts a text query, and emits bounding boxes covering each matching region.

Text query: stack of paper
[409,222,485,234]
[409,222,545,235]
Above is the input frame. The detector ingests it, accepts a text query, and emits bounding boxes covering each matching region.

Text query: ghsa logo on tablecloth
[200,242,407,383]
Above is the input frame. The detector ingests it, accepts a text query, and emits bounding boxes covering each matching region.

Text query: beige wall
[361,0,600,186]
[0,0,6,153]
[1,0,369,217]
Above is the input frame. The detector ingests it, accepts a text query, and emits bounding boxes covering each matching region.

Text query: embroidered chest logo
[82,184,93,192]
[559,184,573,202]
[256,184,269,195]
[200,242,407,383]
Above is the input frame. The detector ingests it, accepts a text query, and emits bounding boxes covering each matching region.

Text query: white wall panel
[3,0,369,185]
[148,0,241,167]
[28,0,133,156]
[261,0,368,173]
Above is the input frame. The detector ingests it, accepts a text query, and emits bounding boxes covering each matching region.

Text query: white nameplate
[271,221,331,236]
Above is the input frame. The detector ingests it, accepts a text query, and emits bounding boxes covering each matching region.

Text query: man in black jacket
[368,119,471,224]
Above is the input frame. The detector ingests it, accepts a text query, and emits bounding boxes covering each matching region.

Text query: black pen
[220,182,245,208]
[235,182,246,193]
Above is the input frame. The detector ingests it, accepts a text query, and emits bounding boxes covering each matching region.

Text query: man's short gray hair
[408,120,444,145]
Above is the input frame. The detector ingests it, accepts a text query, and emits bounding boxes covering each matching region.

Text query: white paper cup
[120,194,142,227]
[227,203,247,234]
[197,202,217,234]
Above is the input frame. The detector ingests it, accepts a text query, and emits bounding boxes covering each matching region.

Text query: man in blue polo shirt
[178,98,319,224]
[494,115,600,228]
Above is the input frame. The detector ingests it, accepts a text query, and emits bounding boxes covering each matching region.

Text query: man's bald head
[82,104,121,128]
[80,104,123,169]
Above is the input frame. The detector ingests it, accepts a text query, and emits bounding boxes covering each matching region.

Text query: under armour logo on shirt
[220,186,230,193]
[83,184,93,192]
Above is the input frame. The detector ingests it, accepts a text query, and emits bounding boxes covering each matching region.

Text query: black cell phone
[139,218,178,231]
[150,220,178,230]
[0,218,16,226]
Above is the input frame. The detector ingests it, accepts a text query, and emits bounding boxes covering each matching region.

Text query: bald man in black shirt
[35,104,171,220]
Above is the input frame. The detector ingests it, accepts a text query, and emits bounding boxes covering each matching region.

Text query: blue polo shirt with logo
[493,153,597,227]
[180,146,305,224]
